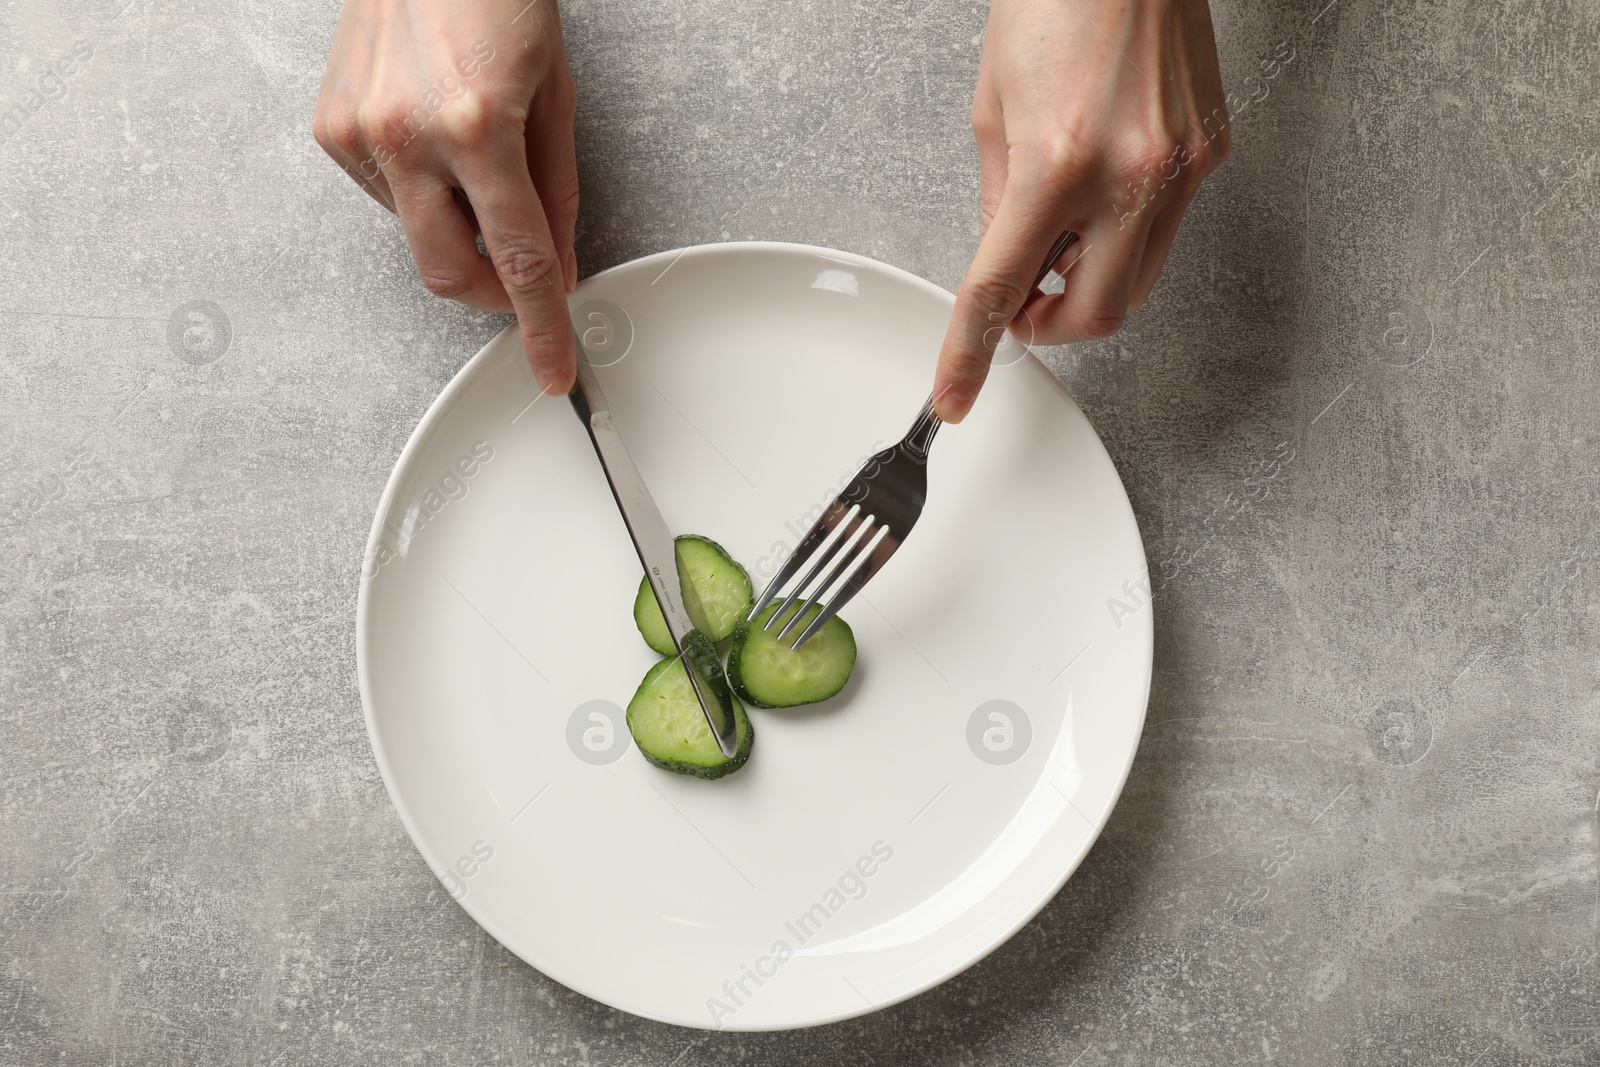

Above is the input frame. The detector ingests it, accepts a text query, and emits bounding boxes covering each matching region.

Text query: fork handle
[903,395,940,461]
[910,230,1079,460]
[1032,230,1080,291]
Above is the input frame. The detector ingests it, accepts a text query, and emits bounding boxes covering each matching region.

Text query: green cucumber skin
[632,535,753,655]
[727,621,774,708]
[633,580,675,655]
[727,605,857,709]
[626,654,754,780]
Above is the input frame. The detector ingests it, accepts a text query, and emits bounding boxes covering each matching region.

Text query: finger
[971,69,1006,240]
[333,141,398,212]
[527,71,580,292]
[1010,233,1089,338]
[346,163,397,212]
[932,163,1087,422]
[391,171,512,313]
[313,84,397,211]
[1127,184,1196,312]
[1033,208,1156,344]
[312,13,398,212]
[456,145,575,395]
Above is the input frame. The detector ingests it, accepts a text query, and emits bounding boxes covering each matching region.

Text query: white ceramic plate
[357,242,1153,1030]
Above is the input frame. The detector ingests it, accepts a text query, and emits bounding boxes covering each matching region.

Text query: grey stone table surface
[2,0,1597,1062]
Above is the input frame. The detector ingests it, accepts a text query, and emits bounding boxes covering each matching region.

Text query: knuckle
[963,273,1029,322]
[312,115,333,157]
[437,89,499,150]
[521,322,573,362]
[1197,107,1233,163]
[417,267,475,301]
[1117,138,1171,185]
[1031,128,1097,192]
[494,242,561,295]
[1206,126,1233,168]
[1180,135,1215,174]
[1071,305,1126,339]
[317,103,362,157]
[971,99,1001,140]
[358,98,428,154]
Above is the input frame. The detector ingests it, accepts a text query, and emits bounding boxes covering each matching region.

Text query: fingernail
[536,366,570,394]
[563,250,577,293]
[933,388,972,424]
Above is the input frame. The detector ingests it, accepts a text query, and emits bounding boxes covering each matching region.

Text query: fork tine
[748,498,854,622]
[789,527,897,649]
[773,517,881,641]
[765,510,874,635]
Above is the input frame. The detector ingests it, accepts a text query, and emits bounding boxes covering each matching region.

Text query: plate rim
[355,239,1153,1030]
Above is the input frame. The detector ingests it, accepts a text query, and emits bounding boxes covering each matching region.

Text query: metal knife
[566,340,741,758]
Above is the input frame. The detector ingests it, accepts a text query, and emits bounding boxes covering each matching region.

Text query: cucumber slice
[626,655,753,779]
[633,535,753,654]
[728,601,857,708]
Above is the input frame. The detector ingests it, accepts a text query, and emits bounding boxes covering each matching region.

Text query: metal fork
[749,229,1080,648]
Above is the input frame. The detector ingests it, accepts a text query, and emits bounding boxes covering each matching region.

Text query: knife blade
[566,341,741,759]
